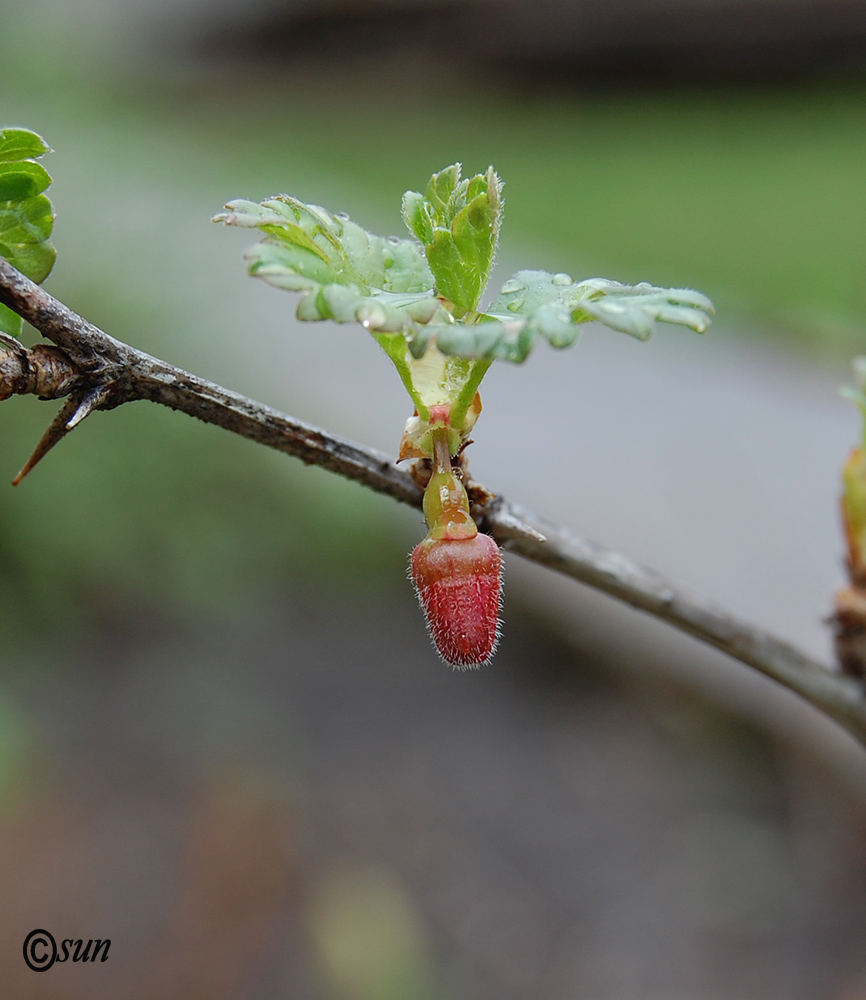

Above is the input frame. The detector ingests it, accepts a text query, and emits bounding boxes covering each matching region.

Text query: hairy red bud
[410,532,502,668]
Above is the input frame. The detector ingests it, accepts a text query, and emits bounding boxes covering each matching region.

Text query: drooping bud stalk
[422,410,477,543]
[410,410,502,668]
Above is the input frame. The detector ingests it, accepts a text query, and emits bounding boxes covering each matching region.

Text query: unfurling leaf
[402,163,503,317]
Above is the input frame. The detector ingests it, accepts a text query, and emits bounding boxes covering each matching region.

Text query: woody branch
[1,256,864,745]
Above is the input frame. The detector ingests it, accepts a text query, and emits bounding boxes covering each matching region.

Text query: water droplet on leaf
[358,303,388,330]
[500,279,527,294]
[335,211,350,221]
[552,273,573,286]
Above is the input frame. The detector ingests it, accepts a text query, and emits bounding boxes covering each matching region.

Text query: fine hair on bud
[410,532,503,669]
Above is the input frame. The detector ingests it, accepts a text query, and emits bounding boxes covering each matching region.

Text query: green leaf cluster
[0,129,55,337]
[402,164,502,317]
[217,163,714,441]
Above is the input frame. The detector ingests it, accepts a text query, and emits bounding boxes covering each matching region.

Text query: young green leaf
[0,161,51,203]
[0,129,51,162]
[0,127,56,336]
[214,195,441,333]
[402,164,503,317]
[415,270,715,363]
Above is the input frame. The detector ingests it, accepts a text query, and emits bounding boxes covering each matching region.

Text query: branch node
[0,331,26,355]
[0,338,80,401]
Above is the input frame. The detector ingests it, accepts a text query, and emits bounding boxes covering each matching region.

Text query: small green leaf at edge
[0,193,55,246]
[0,127,55,328]
[0,129,50,163]
[0,161,52,202]
[1,242,55,284]
[0,303,23,337]
[841,363,866,449]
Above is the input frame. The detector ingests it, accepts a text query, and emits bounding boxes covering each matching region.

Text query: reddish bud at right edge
[835,446,866,676]
[410,532,502,669]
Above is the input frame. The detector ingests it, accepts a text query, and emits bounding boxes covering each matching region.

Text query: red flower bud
[410,532,502,668]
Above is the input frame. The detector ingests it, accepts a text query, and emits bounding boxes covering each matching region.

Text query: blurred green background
[3,3,866,998]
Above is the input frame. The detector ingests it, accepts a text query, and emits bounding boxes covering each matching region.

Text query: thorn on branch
[11,381,110,486]
[0,336,108,485]
[67,383,110,428]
